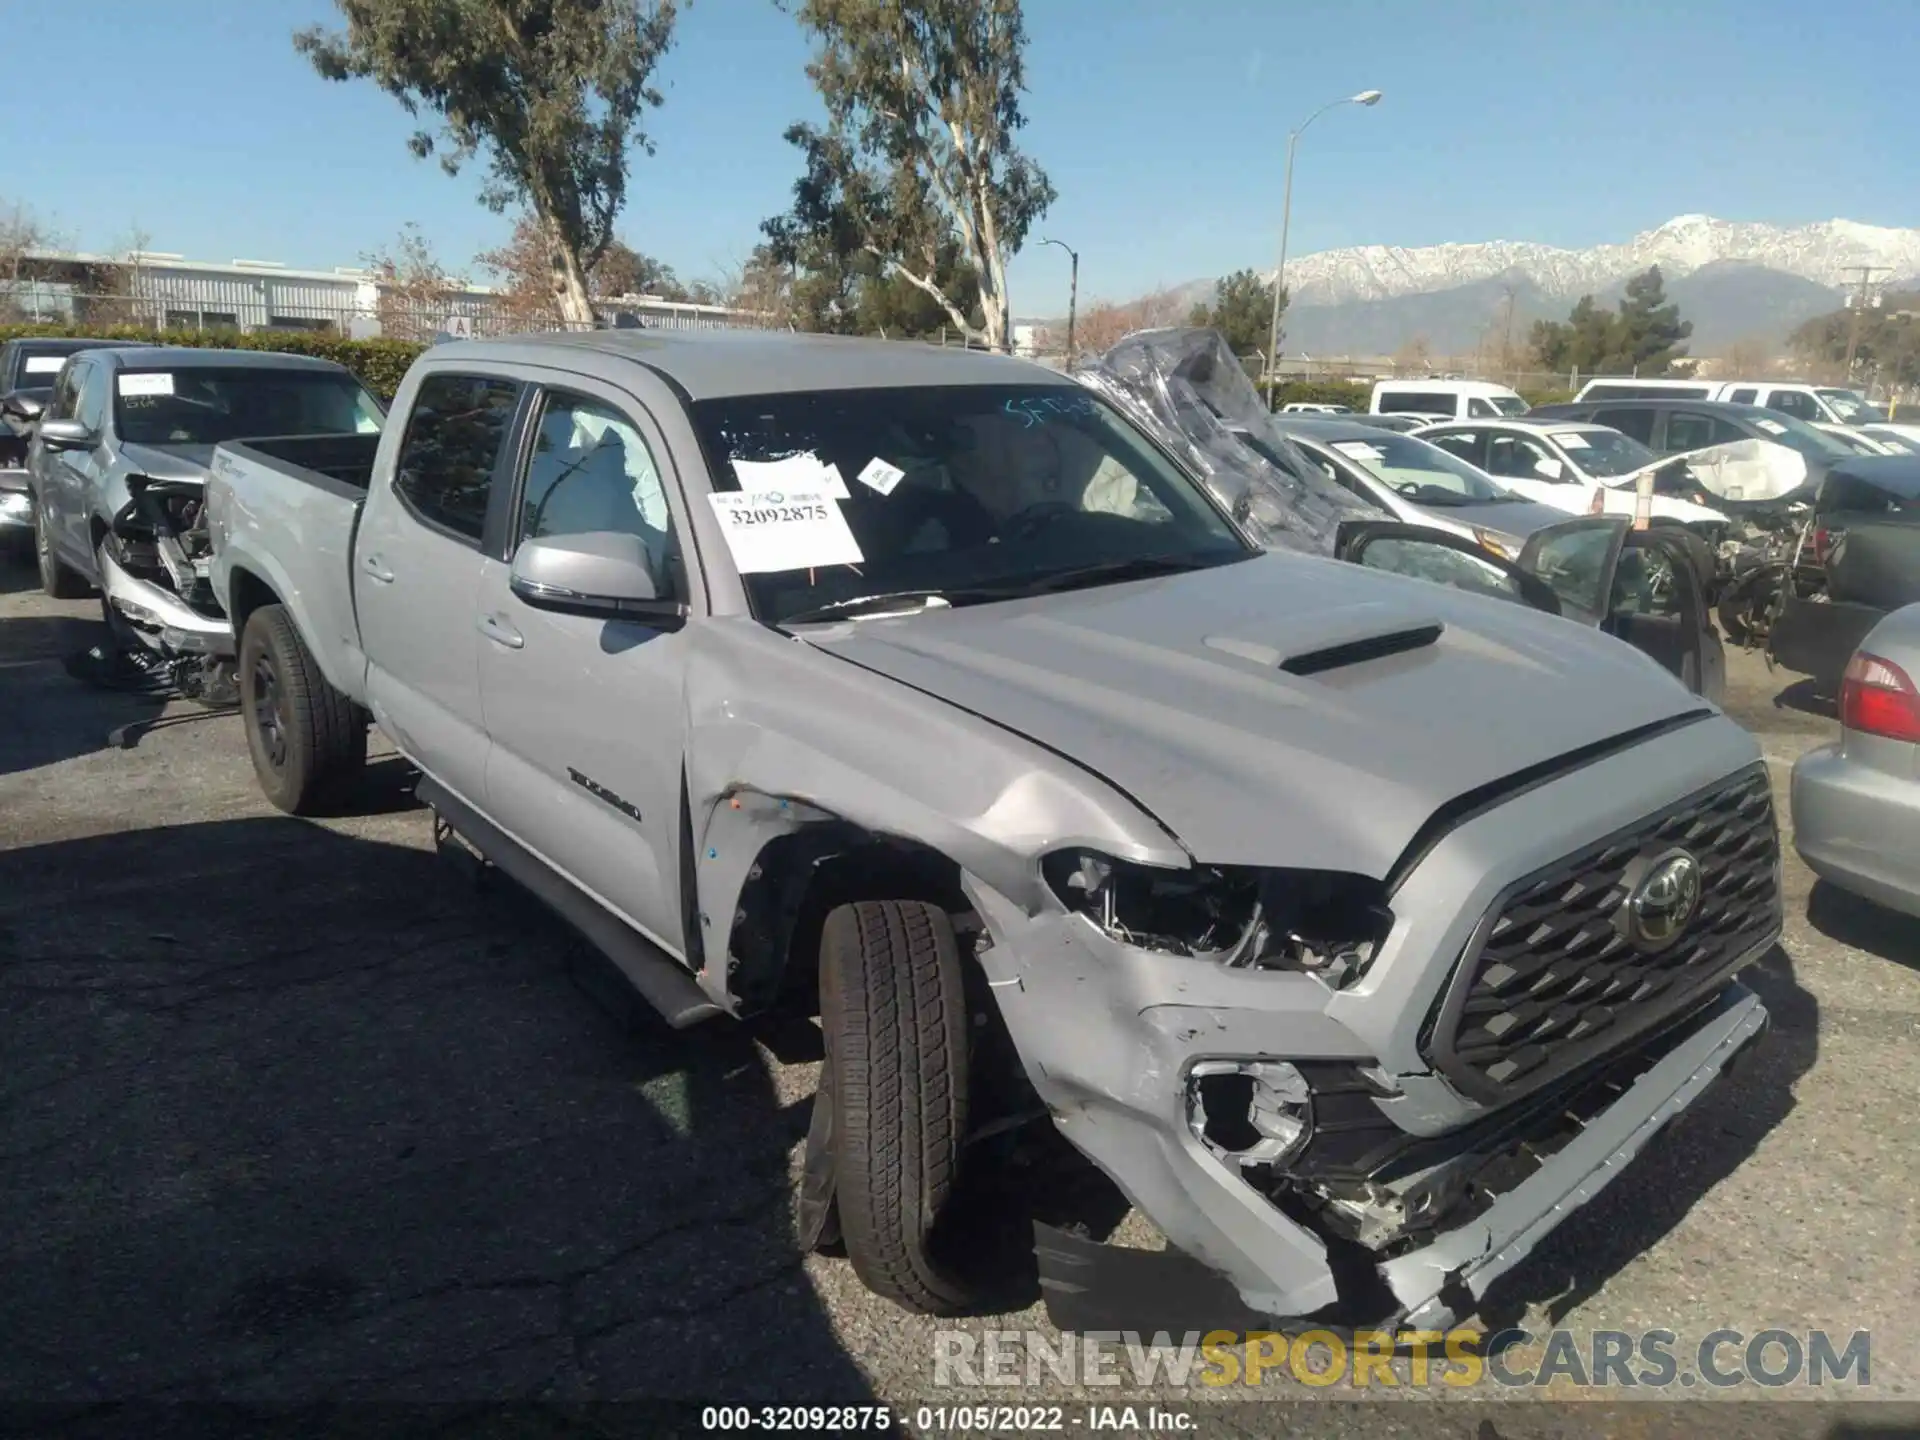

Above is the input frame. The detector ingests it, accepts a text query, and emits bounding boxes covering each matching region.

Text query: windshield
[1554,427,1657,477]
[112,367,383,446]
[1490,395,1530,415]
[1816,389,1889,424]
[1321,432,1516,505]
[689,385,1254,626]
[1745,410,1857,462]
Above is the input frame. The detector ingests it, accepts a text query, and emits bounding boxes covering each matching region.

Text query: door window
[45,363,83,422]
[1425,429,1487,467]
[1763,389,1819,422]
[1524,523,1622,618]
[1665,410,1746,452]
[1468,397,1498,418]
[75,365,110,434]
[1592,406,1656,445]
[1486,433,1559,480]
[1725,387,1758,405]
[518,390,683,600]
[392,372,521,543]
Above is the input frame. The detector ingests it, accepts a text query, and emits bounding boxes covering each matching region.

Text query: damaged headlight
[1041,851,1393,986]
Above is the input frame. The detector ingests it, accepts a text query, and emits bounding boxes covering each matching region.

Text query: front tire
[818,898,979,1315]
[35,502,88,599]
[238,603,367,815]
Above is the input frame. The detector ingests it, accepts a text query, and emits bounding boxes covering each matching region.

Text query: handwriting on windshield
[1004,394,1099,429]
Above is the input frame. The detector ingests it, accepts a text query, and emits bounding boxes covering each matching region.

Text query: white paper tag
[735,453,850,500]
[707,487,864,574]
[856,457,907,496]
[22,356,65,375]
[1332,441,1384,462]
[1755,418,1786,435]
[117,372,174,397]
[1552,431,1591,449]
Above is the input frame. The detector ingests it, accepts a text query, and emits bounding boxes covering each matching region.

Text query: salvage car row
[0,325,1913,1339]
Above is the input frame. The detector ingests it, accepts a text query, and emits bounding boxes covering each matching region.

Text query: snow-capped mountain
[1273,216,1920,307]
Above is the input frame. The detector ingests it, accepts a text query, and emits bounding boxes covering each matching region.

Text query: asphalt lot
[3,552,1918,1435]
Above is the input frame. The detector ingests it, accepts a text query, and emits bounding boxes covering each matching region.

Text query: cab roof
[429,328,1071,401]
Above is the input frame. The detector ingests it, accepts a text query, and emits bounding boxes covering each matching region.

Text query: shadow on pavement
[1807,880,1920,972]
[1479,943,1818,1328]
[0,611,170,778]
[0,817,876,1405]
[1773,676,1838,722]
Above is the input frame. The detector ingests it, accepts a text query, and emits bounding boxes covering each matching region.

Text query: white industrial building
[7,249,758,336]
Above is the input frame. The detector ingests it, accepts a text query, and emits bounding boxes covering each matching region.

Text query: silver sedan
[1791,601,1920,917]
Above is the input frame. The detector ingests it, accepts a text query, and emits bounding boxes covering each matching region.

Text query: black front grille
[1426,765,1779,1103]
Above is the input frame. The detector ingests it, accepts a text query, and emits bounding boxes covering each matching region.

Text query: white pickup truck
[204,331,1780,1333]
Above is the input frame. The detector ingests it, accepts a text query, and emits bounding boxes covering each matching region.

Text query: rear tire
[35,502,87,599]
[239,603,367,815]
[818,898,979,1315]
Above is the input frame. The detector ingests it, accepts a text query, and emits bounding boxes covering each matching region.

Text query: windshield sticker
[1552,431,1591,449]
[707,487,864,574]
[1003,393,1100,429]
[22,356,65,375]
[856,456,907,496]
[117,372,174,397]
[1755,418,1786,435]
[1331,440,1385,462]
[735,452,850,499]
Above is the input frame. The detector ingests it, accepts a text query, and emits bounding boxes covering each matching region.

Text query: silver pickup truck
[206,330,1781,1333]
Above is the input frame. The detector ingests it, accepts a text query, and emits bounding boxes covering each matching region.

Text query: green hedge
[0,323,426,399]
[1264,379,1370,412]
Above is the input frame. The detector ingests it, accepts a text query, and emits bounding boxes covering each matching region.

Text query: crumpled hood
[804,553,1708,876]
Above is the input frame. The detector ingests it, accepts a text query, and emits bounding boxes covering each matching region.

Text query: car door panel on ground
[476,377,694,960]
[355,369,522,810]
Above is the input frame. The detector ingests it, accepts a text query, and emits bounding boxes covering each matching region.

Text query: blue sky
[5,0,1916,317]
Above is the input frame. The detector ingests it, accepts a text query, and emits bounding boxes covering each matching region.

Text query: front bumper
[967,713,1778,1327]
[0,468,30,532]
[98,545,234,658]
[1792,741,1920,918]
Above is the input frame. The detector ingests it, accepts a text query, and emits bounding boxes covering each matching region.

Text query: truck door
[474,378,696,963]
[355,369,526,811]
[1513,516,1716,697]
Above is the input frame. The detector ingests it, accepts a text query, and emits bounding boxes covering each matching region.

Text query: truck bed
[217,432,380,493]
[207,431,381,704]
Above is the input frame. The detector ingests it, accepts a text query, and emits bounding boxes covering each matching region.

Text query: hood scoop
[1204,602,1446,677]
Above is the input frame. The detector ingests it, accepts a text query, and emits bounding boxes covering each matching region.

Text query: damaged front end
[97,475,238,704]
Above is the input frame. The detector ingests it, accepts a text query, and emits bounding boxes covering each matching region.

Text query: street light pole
[1041,237,1079,366]
[1265,89,1381,392]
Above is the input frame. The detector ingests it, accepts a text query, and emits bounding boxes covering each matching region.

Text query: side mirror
[0,390,44,422]
[37,418,94,451]
[509,531,682,624]
[1533,457,1565,480]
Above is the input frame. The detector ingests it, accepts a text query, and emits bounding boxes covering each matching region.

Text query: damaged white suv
[206,330,1782,1333]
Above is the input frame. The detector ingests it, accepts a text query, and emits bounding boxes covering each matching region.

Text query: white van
[1368,378,1528,421]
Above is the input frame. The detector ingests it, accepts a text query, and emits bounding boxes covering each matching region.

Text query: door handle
[478,613,524,649]
[361,553,394,584]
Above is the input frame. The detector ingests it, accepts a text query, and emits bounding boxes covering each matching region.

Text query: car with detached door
[203,329,1776,1335]
[1414,417,1730,532]
[28,345,384,679]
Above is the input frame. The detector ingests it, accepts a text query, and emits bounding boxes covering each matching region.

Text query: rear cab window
[1592,407,1657,446]
[392,372,523,544]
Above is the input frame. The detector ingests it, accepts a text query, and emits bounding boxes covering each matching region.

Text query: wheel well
[226,567,280,640]
[726,826,969,1017]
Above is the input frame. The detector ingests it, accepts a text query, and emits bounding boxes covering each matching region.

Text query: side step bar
[417,774,723,1029]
